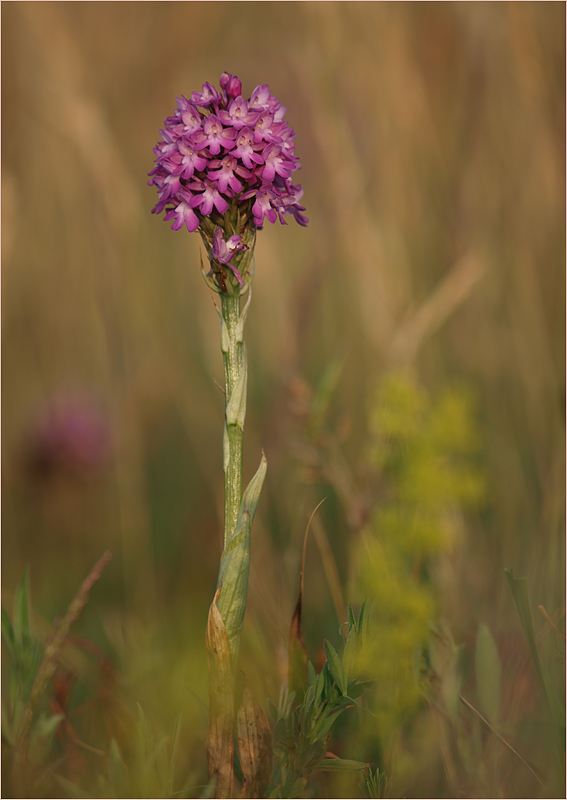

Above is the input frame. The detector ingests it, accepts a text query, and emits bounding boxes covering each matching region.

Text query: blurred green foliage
[2,571,44,738]
[353,373,485,747]
[2,2,565,798]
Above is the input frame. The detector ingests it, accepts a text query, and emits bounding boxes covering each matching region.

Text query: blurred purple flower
[29,394,112,477]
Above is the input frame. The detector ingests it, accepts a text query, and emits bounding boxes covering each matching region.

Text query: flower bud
[220,72,242,98]
[226,75,242,98]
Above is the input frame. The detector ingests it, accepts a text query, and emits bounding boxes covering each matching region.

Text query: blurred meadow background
[2,2,565,798]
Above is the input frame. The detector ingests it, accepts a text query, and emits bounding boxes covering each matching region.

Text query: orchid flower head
[149,73,307,291]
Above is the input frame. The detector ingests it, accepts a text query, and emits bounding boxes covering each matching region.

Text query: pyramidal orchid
[149,70,307,292]
[149,73,307,798]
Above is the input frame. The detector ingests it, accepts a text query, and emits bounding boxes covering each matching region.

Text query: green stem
[220,289,246,547]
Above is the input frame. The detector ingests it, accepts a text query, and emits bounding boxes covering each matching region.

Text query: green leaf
[313,666,326,706]
[346,680,373,700]
[233,450,266,529]
[311,708,342,740]
[307,661,317,688]
[302,685,313,714]
[317,758,369,772]
[300,739,327,772]
[315,661,333,702]
[475,623,501,726]
[324,641,346,695]
[348,603,356,631]
[506,568,565,730]
[342,625,358,687]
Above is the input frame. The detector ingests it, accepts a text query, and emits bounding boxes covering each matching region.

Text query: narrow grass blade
[505,568,565,730]
[14,568,30,646]
[475,623,501,726]
[288,499,326,703]
[168,713,182,796]
[288,598,308,704]
[317,758,369,771]
[2,606,15,658]
[459,693,544,787]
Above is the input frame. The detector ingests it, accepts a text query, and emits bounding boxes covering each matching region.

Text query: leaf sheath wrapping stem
[216,453,268,665]
[237,680,273,798]
[221,291,245,547]
[206,587,235,799]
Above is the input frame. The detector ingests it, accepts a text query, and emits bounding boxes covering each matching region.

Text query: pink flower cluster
[148,73,308,233]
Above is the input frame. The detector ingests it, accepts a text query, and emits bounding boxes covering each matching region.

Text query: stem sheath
[221,290,245,547]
